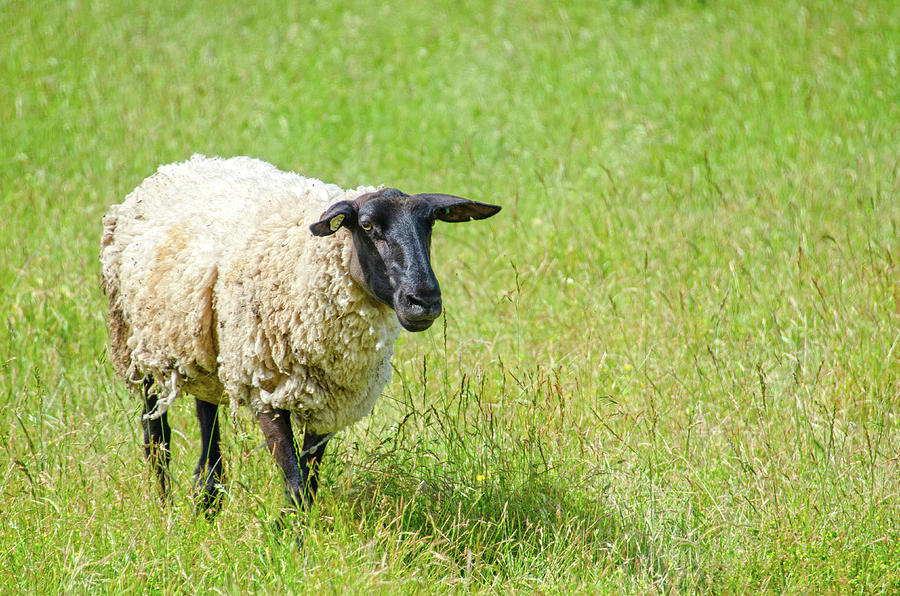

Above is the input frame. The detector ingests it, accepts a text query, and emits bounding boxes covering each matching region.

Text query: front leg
[257,407,306,511]
[299,430,331,504]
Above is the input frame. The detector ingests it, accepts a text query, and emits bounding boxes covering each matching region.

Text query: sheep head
[310,188,501,332]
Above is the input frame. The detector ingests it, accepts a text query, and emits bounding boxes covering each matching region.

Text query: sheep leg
[299,430,330,504]
[141,378,172,499]
[258,407,307,511]
[194,398,224,514]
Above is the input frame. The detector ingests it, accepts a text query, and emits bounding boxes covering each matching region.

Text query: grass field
[2,0,899,592]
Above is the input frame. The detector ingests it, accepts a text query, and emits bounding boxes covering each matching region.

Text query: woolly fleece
[100,155,402,433]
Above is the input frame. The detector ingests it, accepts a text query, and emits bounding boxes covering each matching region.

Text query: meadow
[1,0,899,592]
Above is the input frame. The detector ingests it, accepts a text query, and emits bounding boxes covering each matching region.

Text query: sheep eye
[360,221,372,231]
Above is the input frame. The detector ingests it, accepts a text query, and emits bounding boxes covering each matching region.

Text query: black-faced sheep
[100,155,500,514]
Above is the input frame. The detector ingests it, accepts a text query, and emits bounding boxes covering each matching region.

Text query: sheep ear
[417,194,502,223]
[310,201,357,236]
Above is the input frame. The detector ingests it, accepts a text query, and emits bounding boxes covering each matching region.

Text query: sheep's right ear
[310,201,357,236]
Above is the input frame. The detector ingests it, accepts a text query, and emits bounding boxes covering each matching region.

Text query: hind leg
[194,398,224,514]
[141,377,172,499]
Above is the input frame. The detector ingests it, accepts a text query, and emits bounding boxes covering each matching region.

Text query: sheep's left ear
[310,201,357,236]
[417,194,502,222]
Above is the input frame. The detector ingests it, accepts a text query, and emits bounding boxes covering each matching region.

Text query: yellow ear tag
[329,214,344,232]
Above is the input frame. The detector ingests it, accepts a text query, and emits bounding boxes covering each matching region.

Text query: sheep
[100,155,501,514]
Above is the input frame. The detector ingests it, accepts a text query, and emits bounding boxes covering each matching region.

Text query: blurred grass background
[1,0,899,592]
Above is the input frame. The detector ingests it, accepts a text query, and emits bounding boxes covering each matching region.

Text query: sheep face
[310,188,501,332]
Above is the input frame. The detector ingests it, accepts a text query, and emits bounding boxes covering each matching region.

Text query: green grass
[2,0,899,592]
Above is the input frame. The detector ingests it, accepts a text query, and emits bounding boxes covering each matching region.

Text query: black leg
[258,407,305,511]
[141,377,171,499]
[194,398,224,514]
[258,408,330,512]
[299,430,330,504]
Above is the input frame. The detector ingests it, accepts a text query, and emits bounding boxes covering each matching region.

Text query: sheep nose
[403,289,442,320]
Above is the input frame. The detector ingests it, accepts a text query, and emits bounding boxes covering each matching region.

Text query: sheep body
[101,155,402,432]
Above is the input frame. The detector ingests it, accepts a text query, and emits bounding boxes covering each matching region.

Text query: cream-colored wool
[100,155,402,433]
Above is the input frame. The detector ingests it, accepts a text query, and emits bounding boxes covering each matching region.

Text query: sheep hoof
[193,490,223,519]
[269,511,306,548]
[192,476,225,518]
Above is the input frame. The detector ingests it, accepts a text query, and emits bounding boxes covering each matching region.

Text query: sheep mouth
[398,317,438,332]
[396,309,441,332]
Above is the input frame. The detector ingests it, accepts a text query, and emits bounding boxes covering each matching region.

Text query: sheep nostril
[405,291,442,317]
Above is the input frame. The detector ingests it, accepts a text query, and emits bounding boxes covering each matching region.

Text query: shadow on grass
[334,445,670,586]
[315,360,683,586]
